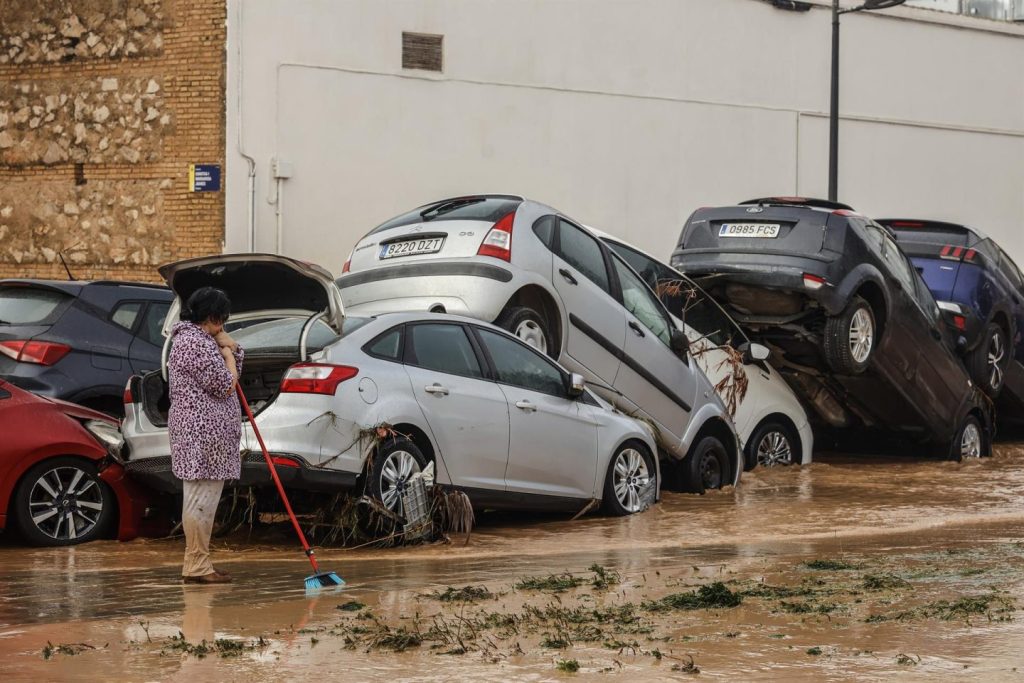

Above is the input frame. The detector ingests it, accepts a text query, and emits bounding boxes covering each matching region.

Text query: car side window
[365,327,404,361]
[137,302,170,346]
[111,301,143,331]
[532,215,556,249]
[476,328,567,397]
[557,220,611,293]
[610,254,673,346]
[406,323,483,379]
[881,234,916,294]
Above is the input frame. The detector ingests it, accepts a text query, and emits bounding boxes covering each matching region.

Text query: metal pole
[828,0,840,202]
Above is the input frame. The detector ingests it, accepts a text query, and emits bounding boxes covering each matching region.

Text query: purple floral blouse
[167,321,245,481]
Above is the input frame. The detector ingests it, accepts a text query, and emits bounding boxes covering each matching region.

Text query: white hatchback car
[593,230,813,468]
[339,195,743,493]
[121,255,659,517]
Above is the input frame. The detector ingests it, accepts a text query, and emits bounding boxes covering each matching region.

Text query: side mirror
[670,328,689,358]
[740,342,770,364]
[568,373,586,399]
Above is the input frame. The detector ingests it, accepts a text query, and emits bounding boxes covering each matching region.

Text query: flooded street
[4,443,1024,681]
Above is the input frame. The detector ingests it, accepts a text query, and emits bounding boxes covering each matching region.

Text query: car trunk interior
[140,353,299,427]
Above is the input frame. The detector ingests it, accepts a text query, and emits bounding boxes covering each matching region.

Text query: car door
[608,253,695,441]
[401,322,510,492]
[473,325,600,500]
[128,301,170,373]
[547,219,626,385]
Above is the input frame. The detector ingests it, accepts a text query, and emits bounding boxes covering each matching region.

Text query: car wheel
[602,441,656,516]
[682,436,730,494]
[366,437,428,516]
[746,420,799,470]
[12,457,113,547]
[968,323,1009,399]
[949,415,987,462]
[496,305,555,357]
[824,296,875,375]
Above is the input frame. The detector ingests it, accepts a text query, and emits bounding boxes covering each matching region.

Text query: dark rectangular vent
[402,32,443,72]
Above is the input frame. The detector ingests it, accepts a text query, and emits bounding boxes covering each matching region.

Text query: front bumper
[124,453,358,495]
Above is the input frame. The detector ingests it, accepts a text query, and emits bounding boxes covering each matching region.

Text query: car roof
[739,196,856,212]
[0,278,170,298]
[876,218,989,243]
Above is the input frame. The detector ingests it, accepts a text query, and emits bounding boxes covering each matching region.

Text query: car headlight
[85,419,125,456]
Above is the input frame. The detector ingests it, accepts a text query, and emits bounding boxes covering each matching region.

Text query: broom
[236,384,345,591]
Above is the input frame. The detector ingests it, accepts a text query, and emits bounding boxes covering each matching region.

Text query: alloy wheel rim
[380,450,421,514]
[514,319,547,354]
[756,431,794,467]
[961,423,982,459]
[700,451,723,489]
[612,448,650,513]
[988,332,1005,390]
[28,466,103,541]
[849,308,874,364]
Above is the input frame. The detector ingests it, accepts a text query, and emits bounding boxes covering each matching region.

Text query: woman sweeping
[168,286,243,584]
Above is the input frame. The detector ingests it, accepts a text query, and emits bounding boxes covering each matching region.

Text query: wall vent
[402,32,443,72]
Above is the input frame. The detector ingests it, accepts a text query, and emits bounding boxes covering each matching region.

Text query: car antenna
[58,251,77,281]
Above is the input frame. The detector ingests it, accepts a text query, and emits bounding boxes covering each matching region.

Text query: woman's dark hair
[182,286,231,324]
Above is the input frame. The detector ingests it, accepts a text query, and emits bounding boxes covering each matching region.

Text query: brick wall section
[0,0,226,283]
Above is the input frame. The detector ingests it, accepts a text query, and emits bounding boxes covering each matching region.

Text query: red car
[0,378,163,546]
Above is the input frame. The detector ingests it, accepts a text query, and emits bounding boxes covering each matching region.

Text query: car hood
[159,254,345,335]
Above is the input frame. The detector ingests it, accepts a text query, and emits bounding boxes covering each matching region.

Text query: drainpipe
[273,158,293,255]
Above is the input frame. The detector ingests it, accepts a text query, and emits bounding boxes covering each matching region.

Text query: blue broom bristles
[305,571,345,591]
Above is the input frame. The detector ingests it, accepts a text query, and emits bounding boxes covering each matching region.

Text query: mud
[3,443,1024,681]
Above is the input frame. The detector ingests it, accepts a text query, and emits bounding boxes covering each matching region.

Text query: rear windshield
[369,197,521,235]
[230,316,369,355]
[0,286,69,325]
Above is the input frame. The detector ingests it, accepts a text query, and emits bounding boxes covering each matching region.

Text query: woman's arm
[180,335,238,398]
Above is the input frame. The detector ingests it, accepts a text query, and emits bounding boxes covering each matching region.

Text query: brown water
[3,445,1024,681]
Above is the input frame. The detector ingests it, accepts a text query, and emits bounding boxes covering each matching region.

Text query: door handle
[515,400,537,412]
[628,320,646,337]
[424,383,449,396]
[558,268,578,286]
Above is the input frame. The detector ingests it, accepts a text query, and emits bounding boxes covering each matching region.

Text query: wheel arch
[685,416,741,487]
[746,412,804,467]
[853,279,888,341]
[499,284,563,352]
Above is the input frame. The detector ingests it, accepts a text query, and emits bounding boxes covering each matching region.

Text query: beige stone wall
[0,0,225,283]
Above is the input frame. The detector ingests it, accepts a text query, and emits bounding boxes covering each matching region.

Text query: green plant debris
[959,567,987,577]
[778,600,838,615]
[337,600,367,612]
[806,646,823,656]
[556,658,580,672]
[515,573,585,592]
[862,573,910,590]
[671,655,701,674]
[542,635,571,649]
[644,582,742,611]
[896,653,920,666]
[42,642,98,659]
[865,593,1015,624]
[743,584,815,599]
[368,626,422,652]
[803,559,858,571]
[163,633,268,659]
[589,564,621,589]
[432,586,494,602]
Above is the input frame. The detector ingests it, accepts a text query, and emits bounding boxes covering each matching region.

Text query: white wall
[226,0,1024,273]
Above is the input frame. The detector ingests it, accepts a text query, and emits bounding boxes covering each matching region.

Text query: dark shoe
[183,572,232,584]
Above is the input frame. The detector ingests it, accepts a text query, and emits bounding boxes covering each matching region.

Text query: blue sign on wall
[189,164,221,192]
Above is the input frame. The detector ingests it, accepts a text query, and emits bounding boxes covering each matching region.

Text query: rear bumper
[124,453,358,495]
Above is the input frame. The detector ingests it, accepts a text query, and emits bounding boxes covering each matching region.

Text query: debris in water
[337,600,367,612]
[515,573,586,592]
[643,582,742,611]
[556,658,580,672]
[803,559,859,571]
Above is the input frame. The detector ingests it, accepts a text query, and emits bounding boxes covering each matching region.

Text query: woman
[168,286,244,584]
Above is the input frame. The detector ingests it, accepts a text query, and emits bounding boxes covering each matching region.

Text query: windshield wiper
[420,197,485,221]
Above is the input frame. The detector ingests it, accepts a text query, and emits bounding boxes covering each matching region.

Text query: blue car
[883,219,1024,402]
[0,279,172,416]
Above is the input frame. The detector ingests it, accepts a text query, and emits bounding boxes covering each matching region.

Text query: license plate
[719,223,781,238]
[379,237,445,259]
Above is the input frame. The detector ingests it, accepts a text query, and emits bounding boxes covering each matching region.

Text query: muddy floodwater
[4,444,1024,681]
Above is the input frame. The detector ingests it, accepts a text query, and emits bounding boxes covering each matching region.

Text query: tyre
[365,437,428,516]
[495,305,554,357]
[12,457,114,546]
[967,323,1009,399]
[681,436,731,494]
[745,420,799,470]
[949,414,987,462]
[602,441,656,516]
[824,296,876,375]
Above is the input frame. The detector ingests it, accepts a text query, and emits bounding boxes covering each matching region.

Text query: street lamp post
[828,0,906,202]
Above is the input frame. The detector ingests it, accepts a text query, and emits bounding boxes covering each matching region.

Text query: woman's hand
[215,331,238,351]
[220,345,239,384]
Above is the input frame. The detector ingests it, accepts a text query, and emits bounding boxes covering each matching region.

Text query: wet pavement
[3,443,1024,681]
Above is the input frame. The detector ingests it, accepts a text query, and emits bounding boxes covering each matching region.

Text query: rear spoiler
[740,197,855,212]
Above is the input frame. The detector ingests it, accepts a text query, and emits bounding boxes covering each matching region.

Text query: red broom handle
[235,384,322,573]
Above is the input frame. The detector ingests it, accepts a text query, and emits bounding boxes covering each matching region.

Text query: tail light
[342,250,353,273]
[939,244,977,262]
[123,379,134,405]
[271,455,300,468]
[0,340,71,366]
[802,273,827,290]
[477,211,515,261]
[280,363,358,395]
[952,315,967,331]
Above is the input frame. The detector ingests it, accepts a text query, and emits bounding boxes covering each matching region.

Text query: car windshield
[0,286,69,325]
[369,197,522,234]
[230,316,368,354]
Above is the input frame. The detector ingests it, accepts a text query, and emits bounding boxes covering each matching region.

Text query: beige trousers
[181,479,225,577]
